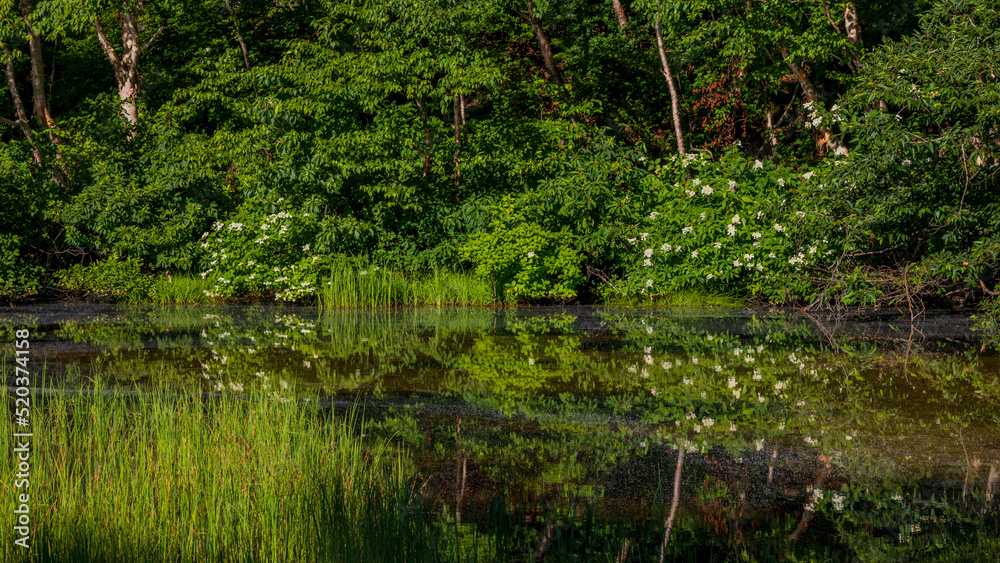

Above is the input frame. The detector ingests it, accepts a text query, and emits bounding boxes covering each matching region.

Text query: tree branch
[94,20,123,79]
[140,26,165,54]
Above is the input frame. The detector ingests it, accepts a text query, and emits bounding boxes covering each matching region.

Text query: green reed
[320,260,495,309]
[0,381,431,562]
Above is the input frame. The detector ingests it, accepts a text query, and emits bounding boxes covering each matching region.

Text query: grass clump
[413,269,495,307]
[320,258,496,309]
[147,275,220,304]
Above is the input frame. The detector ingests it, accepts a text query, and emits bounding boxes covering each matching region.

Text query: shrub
[615,150,837,303]
[55,255,162,302]
[459,197,585,301]
[0,235,43,298]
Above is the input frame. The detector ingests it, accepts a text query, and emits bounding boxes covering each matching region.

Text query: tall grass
[320,259,414,309]
[147,275,220,304]
[319,259,495,309]
[413,269,495,307]
[0,381,432,562]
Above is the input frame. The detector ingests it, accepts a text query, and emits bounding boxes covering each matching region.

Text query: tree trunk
[654,18,686,156]
[777,45,846,156]
[516,1,577,125]
[612,0,627,29]
[1,46,43,166]
[222,0,253,73]
[658,448,684,563]
[94,6,163,138]
[5,2,69,185]
[844,2,863,71]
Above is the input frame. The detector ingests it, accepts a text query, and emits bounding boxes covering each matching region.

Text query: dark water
[4,304,1000,559]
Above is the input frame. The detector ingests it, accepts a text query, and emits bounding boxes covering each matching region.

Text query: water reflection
[3,305,999,558]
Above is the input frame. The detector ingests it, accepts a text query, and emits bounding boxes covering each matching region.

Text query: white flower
[728,377,737,388]
[649,211,660,220]
[643,259,652,267]
[803,171,815,180]
[527,251,536,258]
[728,180,736,189]
[302,244,310,251]
[684,190,695,198]
[902,159,911,166]
[692,178,702,186]
[731,215,741,224]
[644,248,654,258]
[752,232,762,239]
[727,224,737,237]
[628,238,636,245]
[661,243,673,252]
[776,178,785,187]
[714,365,722,372]
[706,273,714,279]
[700,212,707,220]
[773,223,785,232]
[691,250,699,258]
[682,226,693,234]
[702,417,714,427]
[640,232,649,241]
[701,186,714,195]
[753,160,763,170]
[645,279,653,288]
[713,242,722,249]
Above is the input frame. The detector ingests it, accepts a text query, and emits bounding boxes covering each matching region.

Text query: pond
[4,304,1000,560]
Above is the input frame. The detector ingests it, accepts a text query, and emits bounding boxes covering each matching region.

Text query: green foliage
[831,0,1000,283]
[55,255,162,302]
[460,198,584,301]
[0,235,43,298]
[616,150,837,303]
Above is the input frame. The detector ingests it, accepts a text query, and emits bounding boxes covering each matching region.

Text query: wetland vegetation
[3,305,999,560]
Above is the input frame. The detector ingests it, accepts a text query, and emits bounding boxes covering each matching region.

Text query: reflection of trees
[32,305,1000,557]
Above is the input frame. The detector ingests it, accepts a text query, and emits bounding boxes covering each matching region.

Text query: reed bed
[320,261,495,309]
[0,382,440,562]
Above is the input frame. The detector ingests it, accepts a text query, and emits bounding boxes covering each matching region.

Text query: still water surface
[5,304,1000,559]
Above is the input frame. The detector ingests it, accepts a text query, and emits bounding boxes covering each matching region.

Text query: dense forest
[1,0,997,310]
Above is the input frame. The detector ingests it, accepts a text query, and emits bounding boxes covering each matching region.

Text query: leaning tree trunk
[516,1,578,125]
[1,46,42,166]
[612,0,628,29]
[654,18,686,156]
[778,45,847,156]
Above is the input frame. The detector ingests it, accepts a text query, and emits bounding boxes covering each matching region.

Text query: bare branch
[140,26,165,54]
